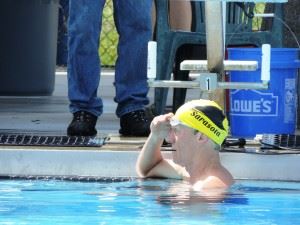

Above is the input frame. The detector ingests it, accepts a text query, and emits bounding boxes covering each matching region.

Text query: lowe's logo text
[230,90,278,117]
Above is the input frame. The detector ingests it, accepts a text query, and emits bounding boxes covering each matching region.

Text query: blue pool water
[0,178,300,225]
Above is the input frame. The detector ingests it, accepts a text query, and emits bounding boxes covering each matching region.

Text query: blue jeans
[68,0,152,117]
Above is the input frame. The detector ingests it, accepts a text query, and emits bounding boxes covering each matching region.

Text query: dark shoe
[119,109,152,137]
[67,111,98,136]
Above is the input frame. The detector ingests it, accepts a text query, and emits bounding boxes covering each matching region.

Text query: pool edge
[1,148,300,181]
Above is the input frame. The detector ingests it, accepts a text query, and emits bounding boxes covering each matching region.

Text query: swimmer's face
[166,119,199,163]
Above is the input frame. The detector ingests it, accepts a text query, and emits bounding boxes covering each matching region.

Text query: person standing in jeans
[67,0,152,136]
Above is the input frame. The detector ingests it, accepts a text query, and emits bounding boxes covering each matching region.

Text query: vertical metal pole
[205,1,224,75]
[205,1,225,108]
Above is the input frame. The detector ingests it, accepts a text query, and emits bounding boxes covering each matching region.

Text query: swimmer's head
[172,99,229,145]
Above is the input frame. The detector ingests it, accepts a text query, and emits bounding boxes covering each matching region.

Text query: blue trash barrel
[0,0,59,96]
[228,48,300,138]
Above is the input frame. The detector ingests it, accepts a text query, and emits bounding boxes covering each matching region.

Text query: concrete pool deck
[1,68,300,181]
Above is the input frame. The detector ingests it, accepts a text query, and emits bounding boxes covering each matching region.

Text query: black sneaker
[67,111,98,136]
[119,109,152,137]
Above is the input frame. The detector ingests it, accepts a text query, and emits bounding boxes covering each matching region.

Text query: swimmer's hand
[150,113,174,140]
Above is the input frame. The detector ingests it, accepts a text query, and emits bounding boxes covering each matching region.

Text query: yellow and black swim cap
[173,99,229,145]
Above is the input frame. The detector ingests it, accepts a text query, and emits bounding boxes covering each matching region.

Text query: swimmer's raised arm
[136,113,179,178]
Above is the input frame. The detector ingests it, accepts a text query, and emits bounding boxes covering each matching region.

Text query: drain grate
[0,134,107,147]
[0,175,133,183]
[261,134,300,150]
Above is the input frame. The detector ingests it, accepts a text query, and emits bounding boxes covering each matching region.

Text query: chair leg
[172,44,207,112]
[172,44,190,112]
[154,36,178,115]
[173,81,188,112]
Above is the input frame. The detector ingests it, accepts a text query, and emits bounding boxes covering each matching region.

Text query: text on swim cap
[191,111,221,137]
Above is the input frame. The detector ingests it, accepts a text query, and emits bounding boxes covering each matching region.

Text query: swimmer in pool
[136,99,234,195]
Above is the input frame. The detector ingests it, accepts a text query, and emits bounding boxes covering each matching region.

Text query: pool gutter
[1,147,300,181]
